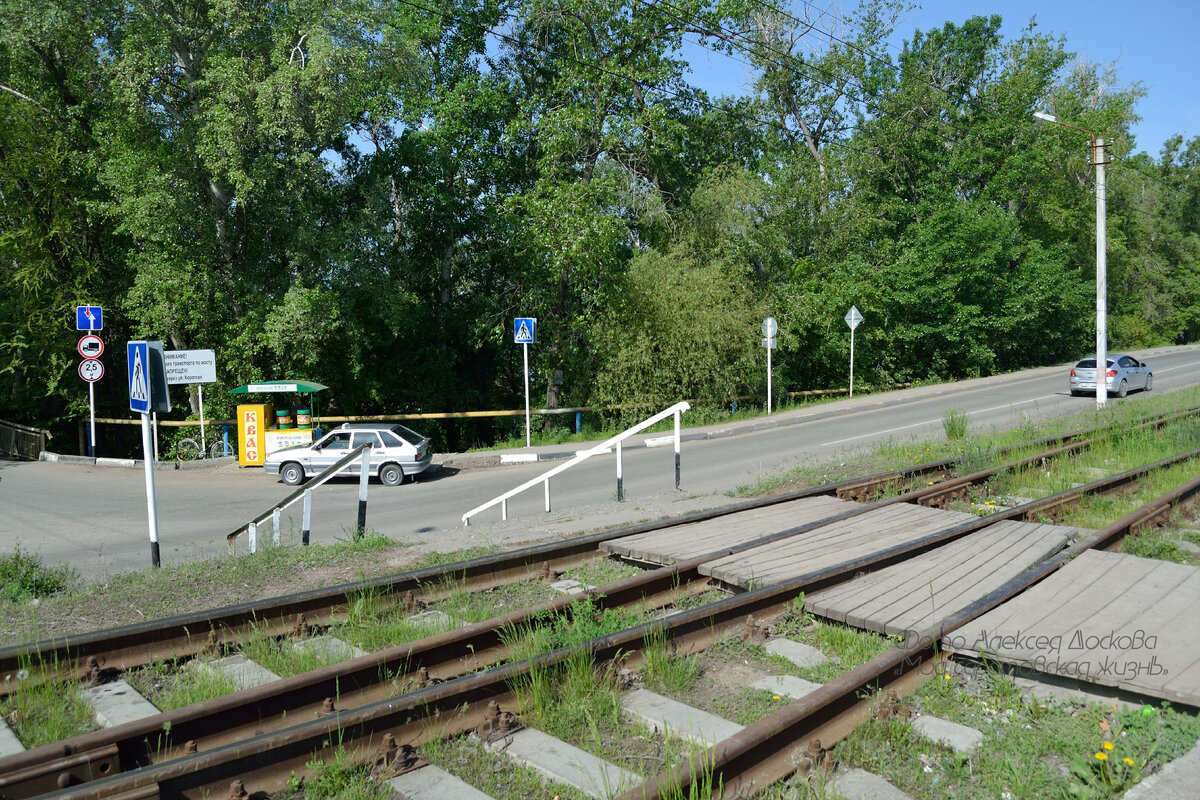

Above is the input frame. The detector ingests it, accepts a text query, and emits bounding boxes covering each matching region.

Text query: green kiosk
[228,380,328,467]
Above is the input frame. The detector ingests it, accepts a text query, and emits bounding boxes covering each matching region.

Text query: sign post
[762,317,778,414]
[844,305,863,398]
[77,334,104,457]
[164,349,217,453]
[514,318,537,447]
[128,340,170,568]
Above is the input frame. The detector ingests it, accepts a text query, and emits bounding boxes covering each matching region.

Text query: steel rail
[11,446,1199,799]
[7,404,1189,690]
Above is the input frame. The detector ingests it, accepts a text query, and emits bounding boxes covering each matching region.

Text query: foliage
[0,1,1191,453]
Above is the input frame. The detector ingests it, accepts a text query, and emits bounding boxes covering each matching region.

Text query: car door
[311,431,352,473]
[345,431,382,474]
[1118,356,1145,389]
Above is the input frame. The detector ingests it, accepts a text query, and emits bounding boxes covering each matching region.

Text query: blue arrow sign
[76,305,103,331]
[127,341,151,414]
[514,317,537,344]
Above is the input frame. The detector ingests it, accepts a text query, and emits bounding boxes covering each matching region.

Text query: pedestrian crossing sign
[127,340,171,414]
[514,317,537,344]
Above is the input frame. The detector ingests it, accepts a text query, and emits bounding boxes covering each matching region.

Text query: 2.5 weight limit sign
[78,359,104,382]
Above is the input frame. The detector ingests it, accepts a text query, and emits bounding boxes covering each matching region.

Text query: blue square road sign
[127,341,151,414]
[76,305,103,331]
[514,317,537,344]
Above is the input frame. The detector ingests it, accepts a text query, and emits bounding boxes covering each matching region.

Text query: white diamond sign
[844,306,863,331]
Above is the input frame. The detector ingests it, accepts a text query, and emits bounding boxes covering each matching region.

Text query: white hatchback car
[1068,354,1153,398]
[263,423,432,486]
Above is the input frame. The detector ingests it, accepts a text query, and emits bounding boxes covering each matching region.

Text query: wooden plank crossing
[699,502,980,589]
[945,550,1200,705]
[600,495,855,565]
[804,520,1079,637]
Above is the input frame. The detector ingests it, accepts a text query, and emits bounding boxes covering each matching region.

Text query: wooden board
[698,502,980,588]
[945,550,1200,705]
[804,521,1077,638]
[600,495,854,565]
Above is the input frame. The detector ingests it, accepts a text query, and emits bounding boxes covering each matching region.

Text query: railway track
[2,407,1198,799]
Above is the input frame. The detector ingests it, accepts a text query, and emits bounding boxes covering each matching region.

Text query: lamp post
[1033,111,1108,407]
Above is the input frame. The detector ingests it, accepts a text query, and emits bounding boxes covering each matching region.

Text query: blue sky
[684,0,1198,158]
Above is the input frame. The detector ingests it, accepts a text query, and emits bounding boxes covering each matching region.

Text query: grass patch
[831,665,1200,800]
[0,531,409,648]
[277,747,396,799]
[0,665,95,747]
[420,734,590,800]
[125,659,240,710]
[0,545,78,603]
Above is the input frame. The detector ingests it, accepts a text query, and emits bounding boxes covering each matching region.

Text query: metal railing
[0,420,50,460]
[462,401,690,526]
[225,443,372,553]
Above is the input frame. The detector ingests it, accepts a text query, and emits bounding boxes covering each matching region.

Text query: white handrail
[462,401,691,525]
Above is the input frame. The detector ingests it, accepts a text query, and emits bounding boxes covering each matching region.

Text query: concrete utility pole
[1033,112,1108,407]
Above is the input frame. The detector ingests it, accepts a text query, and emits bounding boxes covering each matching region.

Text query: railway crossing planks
[804,521,1080,637]
[698,502,980,588]
[599,495,853,564]
[945,550,1200,705]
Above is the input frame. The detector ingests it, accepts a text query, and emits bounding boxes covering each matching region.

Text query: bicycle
[173,436,236,460]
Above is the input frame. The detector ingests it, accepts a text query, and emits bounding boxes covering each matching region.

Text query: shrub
[0,546,78,603]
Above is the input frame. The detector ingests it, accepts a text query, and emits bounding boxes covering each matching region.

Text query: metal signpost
[164,349,217,453]
[76,332,104,457]
[845,305,863,397]
[128,340,171,568]
[514,318,537,447]
[762,317,777,414]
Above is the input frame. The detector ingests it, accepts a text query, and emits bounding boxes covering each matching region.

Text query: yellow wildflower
[1103,741,1114,751]
[1095,752,1108,761]
[1123,757,1134,766]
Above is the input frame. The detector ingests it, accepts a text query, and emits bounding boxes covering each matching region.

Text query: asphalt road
[3,345,1199,580]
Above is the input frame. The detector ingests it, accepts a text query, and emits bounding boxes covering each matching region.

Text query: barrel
[275,409,294,429]
[296,409,312,429]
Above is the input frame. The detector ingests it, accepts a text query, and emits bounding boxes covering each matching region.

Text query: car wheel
[1145,374,1153,392]
[380,463,405,486]
[1116,380,1128,399]
[281,462,304,486]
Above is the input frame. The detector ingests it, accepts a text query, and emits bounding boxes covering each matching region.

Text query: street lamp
[1033,111,1109,407]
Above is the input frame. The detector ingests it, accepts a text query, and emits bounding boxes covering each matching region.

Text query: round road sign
[78,334,104,359]
[78,359,104,382]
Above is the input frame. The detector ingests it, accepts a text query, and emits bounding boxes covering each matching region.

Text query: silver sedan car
[264,423,433,486]
[1068,354,1153,398]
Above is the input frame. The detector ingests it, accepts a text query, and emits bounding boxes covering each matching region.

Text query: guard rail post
[674,407,682,489]
[356,451,370,534]
[616,440,625,502]
[302,489,313,545]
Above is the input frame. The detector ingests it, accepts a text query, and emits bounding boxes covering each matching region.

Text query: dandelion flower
[772,695,780,700]
[1103,741,1114,751]
[1123,757,1134,766]
[1095,752,1108,761]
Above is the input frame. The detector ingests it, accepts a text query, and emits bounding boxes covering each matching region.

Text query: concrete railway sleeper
[3,404,1193,695]
[4,447,1199,799]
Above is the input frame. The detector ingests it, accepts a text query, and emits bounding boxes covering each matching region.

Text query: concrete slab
[1122,736,1200,799]
[910,715,983,754]
[292,634,366,662]
[620,688,743,747]
[389,764,498,799]
[831,766,913,800]
[750,675,822,700]
[0,717,24,756]
[191,654,280,690]
[765,638,831,668]
[408,610,454,629]
[80,679,161,727]
[485,727,639,799]
[549,578,595,595]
